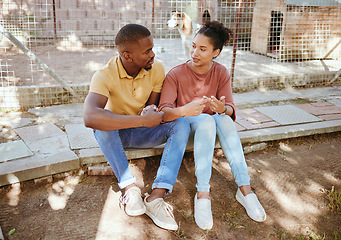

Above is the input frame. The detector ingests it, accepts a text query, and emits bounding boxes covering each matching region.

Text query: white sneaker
[194,194,213,230]
[236,188,266,222]
[144,197,178,231]
[119,186,146,216]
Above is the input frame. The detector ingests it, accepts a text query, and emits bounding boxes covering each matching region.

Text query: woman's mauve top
[159,61,236,121]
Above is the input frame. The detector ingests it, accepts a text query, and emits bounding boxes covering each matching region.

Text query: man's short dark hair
[115,24,151,47]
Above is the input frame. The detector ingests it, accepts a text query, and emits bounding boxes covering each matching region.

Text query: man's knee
[172,117,191,134]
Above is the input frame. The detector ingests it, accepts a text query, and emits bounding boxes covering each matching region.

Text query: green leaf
[9,228,16,235]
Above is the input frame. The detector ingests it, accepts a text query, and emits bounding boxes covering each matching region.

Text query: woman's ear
[213,49,220,58]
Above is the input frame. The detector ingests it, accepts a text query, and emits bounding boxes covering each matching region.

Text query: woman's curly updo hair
[196,21,233,53]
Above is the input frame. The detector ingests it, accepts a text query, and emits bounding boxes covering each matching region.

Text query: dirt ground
[0,132,340,240]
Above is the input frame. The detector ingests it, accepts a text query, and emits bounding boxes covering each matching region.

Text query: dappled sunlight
[279,142,293,152]
[47,175,80,210]
[96,187,144,239]
[263,171,320,216]
[85,61,105,72]
[56,33,83,51]
[323,172,340,185]
[6,182,21,206]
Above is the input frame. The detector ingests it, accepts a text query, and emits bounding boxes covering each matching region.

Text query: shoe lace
[119,191,130,210]
[154,199,175,219]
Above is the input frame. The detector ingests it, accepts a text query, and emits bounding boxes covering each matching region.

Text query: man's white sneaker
[144,197,178,231]
[119,186,146,216]
[236,188,266,222]
[194,194,213,230]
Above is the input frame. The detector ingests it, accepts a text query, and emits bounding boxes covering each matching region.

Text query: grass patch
[326,186,341,213]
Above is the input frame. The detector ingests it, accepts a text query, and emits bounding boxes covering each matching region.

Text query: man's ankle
[146,188,166,202]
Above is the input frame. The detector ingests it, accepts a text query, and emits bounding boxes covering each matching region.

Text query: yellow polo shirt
[89,56,165,115]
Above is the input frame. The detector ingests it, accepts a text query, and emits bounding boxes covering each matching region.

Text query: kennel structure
[250,0,341,61]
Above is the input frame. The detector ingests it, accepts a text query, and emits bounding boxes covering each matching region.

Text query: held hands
[140,104,164,127]
[203,96,226,114]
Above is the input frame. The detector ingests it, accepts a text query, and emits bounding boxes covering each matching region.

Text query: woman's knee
[195,114,216,130]
[214,114,235,131]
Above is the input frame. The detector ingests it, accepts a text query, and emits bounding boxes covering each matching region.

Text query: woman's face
[190,33,220,67]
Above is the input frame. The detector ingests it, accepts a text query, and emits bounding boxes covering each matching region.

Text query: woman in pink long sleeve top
[159,21,266,230]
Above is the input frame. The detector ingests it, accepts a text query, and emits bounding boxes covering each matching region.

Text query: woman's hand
[204,96,226,114]
[181,98,209,116]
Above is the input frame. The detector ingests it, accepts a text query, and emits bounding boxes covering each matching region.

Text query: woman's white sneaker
[236,188,266,222]
[194,194,213,230]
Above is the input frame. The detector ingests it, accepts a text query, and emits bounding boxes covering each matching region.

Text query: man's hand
[140,104,158,116]
[181,98,208,116]
[141,105,164,127]
[204,96,226,113]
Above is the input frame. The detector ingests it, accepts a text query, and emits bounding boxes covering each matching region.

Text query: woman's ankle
[197,191,210,199]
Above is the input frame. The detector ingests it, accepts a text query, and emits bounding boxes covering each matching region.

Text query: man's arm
[83,92,163,131]
[146,91,160,106]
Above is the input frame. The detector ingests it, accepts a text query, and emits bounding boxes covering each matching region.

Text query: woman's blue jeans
[186,114,250,192]
[94,117,190,192]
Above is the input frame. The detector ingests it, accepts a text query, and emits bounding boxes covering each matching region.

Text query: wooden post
[231,0,243,85]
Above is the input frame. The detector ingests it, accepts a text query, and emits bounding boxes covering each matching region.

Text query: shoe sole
[145,209,178,231]
[126,206,146,217]
[236,192,266,222]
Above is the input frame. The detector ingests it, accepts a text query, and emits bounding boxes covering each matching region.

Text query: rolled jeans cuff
[152,182,173,193]
[118,177,136,189]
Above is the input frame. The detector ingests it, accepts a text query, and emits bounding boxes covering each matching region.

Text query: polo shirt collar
[116,56,149,80]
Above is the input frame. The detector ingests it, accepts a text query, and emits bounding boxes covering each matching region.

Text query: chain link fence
[1,0,340,111]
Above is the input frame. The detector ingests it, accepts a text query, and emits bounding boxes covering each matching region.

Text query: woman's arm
[161,98,209,122]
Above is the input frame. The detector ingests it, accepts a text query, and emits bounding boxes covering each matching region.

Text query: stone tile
[0,112,34,128]
[14,123,65,142]
[311,102,334,107]
[236,119,279,130]
[65,124,99,150]
[296,103,341,115]
[255,105,322,125]
[318,114,341,121]
[328,99,341,107]
[25,135,70,155]
[235,122,246,131]
[0,140,33,163]
[239,119,341,144]
[0,150,79,186]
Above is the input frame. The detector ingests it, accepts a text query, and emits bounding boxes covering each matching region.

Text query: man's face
[129,36,155,70]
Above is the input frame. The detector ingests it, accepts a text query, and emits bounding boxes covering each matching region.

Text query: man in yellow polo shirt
[83,24,190,231]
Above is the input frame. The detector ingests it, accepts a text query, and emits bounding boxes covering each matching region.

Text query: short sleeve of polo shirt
[89,69,111,98]
[150,61,165,93]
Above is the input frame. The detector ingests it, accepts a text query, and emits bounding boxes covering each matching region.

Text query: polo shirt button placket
[132,81,136,96]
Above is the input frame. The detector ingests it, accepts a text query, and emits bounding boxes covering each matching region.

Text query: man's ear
[122,51,133,62]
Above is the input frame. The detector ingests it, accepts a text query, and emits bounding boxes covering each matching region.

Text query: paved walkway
[0,86,341,187]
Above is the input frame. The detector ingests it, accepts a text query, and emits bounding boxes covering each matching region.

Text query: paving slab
[255,105,322,125]
[65,124,99,150]
[0,111,34,128]
[14,123,65,142]
[328,98,341,107]
[0,150,79,186]
[239,119,341,144]
[25,135,70,155]
[0,140,33,163]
